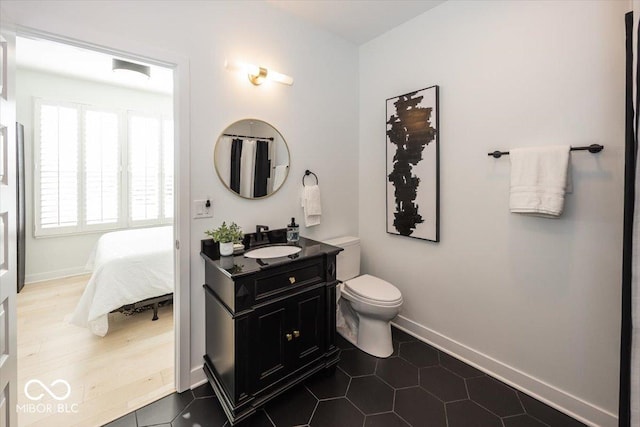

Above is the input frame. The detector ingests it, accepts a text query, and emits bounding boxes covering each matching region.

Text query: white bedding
[70,226,174,336]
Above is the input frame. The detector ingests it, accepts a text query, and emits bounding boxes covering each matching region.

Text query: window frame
[33,97,173,238]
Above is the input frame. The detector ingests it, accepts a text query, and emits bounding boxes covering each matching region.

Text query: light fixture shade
[225,59,293,86]
[112,58,151,78]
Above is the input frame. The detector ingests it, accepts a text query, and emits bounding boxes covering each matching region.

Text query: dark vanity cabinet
[202,237,341,425]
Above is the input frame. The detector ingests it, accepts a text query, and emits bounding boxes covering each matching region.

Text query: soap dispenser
[287,217,299,243]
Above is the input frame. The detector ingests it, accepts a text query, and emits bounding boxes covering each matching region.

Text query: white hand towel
[240,139,256,198]
[509,145,571,217]
[301,184,322,227]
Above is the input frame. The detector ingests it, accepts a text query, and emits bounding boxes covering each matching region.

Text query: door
[290,287,325,369]
[251,300,289,393]
[0,28,17,427]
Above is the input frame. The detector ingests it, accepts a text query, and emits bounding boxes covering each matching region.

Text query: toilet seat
[343,274,402,305]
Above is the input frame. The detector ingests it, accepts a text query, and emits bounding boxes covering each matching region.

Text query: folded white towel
[301,184,322,227]
[509,145,571,217]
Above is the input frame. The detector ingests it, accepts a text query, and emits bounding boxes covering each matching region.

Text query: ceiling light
[225,59,294,86]
[112,58,151,79]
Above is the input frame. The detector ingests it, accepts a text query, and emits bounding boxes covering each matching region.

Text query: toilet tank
[323,236,360,282]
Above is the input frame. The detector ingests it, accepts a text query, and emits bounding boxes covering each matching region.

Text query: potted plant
[205,222,244,256]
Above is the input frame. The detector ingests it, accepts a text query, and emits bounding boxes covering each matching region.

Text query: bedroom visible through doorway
[15,36,176,427]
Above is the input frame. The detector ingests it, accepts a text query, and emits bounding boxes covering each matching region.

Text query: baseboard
[25,266,91,284]
[190,364,207,390]
[392,315,618,427]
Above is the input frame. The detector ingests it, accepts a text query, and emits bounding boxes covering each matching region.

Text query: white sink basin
[244,245,302,259]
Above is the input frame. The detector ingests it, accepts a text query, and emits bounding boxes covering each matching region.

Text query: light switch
[193,199,212,219]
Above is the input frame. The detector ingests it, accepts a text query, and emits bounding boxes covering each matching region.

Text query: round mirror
[214,119,290,199]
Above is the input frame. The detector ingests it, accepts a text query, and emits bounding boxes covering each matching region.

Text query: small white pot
[219,242,234,256]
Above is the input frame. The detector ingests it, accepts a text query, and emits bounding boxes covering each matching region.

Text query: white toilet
[324,236,403,358]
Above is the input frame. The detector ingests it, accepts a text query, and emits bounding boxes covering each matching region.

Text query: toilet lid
[344,274,402,302]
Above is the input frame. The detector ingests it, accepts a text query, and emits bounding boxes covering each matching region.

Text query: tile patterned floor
[104,327,586,427]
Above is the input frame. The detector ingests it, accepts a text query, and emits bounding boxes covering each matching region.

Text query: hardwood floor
[17,275,174,427]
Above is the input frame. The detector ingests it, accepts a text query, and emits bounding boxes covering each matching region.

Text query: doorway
[14,35,183,426]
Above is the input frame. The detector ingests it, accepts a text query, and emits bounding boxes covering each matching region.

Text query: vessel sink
[244,245,301,259]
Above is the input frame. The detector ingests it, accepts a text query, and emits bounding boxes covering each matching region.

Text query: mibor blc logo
[17,379,79,414]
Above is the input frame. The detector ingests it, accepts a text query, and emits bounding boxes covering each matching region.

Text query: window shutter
[37,103,79,231]
[129,113,161,223]
[84,109,120,226]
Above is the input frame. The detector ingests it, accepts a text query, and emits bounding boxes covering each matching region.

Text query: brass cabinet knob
[285,333,293,341]
[293,330,300,338]
[289,276,296,284]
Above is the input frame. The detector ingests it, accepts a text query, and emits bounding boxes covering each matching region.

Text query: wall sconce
[112,59,151,79]
[225,60,294,86]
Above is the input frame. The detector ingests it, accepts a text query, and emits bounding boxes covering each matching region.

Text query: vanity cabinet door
[250,299,290,393]
[290,287,325,370]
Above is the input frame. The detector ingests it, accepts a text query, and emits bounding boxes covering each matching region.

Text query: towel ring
[302,170,319,186]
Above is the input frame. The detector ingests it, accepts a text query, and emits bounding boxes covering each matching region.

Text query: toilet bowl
[323,237,403,358]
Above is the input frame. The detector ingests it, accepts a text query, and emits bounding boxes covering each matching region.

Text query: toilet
[324,236,403,358]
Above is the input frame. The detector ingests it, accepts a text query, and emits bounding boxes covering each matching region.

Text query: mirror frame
[214,118,290,200]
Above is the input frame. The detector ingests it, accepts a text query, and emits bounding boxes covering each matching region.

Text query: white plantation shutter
[36,102,79,232]
[129,113,161,223]
[34,100,172,236]
[84,109,120,226]
[162,119,174,220]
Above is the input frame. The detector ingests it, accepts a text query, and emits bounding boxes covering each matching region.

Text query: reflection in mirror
[215,119,289,199]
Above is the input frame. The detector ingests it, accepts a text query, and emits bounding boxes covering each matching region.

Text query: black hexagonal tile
[305,368,350,399]
[310,398,364,427]
[399,341,439,367]
[467,376,523,417]
[446,399,502,427]
[503,414,548,427]
[394,387,446,427]
[376,357,418,388]
[419,366,467,402]
[135,389,194,426]
[193,381,216,398]
[391,327,417,343]
[347,376,394,414]
[518,392,586,427]
[265,385,317,426]
[338,349,377,377]
[103,412,137,427]
[364,412,410,427]
[172,397,227,427]
[439,351,485,378]
[225,410,274,427]
[391,339,400,357]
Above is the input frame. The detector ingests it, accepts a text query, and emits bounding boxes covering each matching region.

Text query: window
[34,99,173,236]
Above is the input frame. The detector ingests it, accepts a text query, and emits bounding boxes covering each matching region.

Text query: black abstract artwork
[386,86,439,242]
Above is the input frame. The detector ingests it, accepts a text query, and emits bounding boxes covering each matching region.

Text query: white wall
[1,0,360,381]
[16,68,173,283]
[359,1,625,426]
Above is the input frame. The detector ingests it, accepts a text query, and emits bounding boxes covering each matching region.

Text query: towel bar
[302,170,319,186]
[488,144,604,159]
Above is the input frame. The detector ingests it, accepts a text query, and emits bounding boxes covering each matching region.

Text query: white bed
[70,226,174,336]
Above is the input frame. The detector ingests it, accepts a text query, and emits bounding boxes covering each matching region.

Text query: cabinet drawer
[253,258,324,301]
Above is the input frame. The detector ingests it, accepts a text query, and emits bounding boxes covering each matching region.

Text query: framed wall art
[386,85,439,242]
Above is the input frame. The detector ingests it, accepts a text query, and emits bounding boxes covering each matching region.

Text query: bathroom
[0,0,628,426]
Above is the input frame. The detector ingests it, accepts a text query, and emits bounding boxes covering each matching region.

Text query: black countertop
[201,236,342,279]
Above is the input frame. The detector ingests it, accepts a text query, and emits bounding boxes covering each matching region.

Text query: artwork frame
[386,85,439,242]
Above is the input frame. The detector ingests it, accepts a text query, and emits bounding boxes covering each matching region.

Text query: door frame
[14,26,191,392]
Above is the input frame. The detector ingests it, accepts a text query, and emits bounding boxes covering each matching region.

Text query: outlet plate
[193,199,212,219]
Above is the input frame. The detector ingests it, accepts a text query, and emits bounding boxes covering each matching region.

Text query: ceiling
[16,37,174,94]
[16,1,445,89]
[267,0,446,45]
